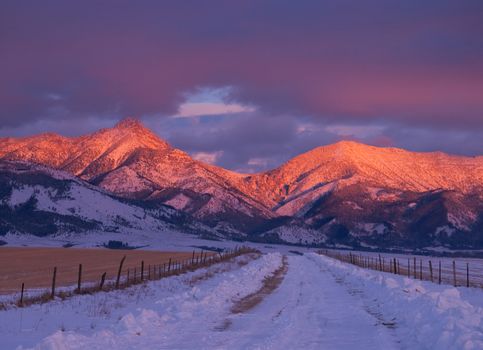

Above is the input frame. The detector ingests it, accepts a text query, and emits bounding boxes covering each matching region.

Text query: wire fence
[319,250,483,289]
[2,246,257,309]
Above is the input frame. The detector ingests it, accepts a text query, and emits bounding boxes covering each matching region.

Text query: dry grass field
[0,247,197,294]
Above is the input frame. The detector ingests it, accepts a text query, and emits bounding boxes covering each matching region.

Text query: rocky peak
[114,117,145,130]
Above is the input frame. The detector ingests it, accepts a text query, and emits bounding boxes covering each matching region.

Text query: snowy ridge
[0,160,218,240]
[1,119,482,248]
[0,118,273,222]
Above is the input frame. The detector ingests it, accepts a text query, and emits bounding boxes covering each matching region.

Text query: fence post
[51,267,57,299]
[148,265,151,280]
[127,269,130,285]
[413,257,416,278]
[168,258,172,272]
[378,254,382,271]
[419,260,422,280]
[429,260,433,282]
[77,263,82,293]
[438,261,441,284]
[99,272,106,290]
[452,261,457,287]
[407,259,410,277]
[116,256,126,288]
[466,263,469,288]
[20,282,24,306]
[141,261,144,281]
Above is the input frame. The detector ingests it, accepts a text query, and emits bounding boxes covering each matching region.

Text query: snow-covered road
[208,254,397,349]
[2,252,482,349]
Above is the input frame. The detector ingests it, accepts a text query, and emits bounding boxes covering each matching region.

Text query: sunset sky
[1,1,482,172]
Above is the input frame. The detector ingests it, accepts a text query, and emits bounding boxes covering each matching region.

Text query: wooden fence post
[413,257,416,278]
[466,263,469,288]
[168,258,172,272]
[99,272,106,290]
[378,254,382,271]
[77,263,82,293]
[407,259,410,277]
[116,256,126,288]
[148,265,151,280]
[141,261,144,281]
[127,269,130,285]
[20,282,24,306]
[51,267,57,299]
[452,261,457,287]
[429,260,433,282]
[419,260,422,280]
[438,261,441,284]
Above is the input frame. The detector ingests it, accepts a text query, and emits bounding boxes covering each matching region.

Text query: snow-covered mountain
[1,119,482,248]
[241,141,483,248]
[0,160,219,241]
[0,119,272,231]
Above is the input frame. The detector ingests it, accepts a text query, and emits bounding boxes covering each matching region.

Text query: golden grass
[0,247,198,294]
[0,246,258,309]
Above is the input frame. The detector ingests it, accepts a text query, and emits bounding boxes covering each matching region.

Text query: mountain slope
[0,119,273,231]
[242,141,483,214]
[0,160,218,240]
[241,141,483,248]
[1,119,482,248]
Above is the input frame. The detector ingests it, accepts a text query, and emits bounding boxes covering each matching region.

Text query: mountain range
[1,118,482,249]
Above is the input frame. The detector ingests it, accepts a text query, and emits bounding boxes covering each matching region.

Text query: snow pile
[3,253,282,350]
[312,253,483,350]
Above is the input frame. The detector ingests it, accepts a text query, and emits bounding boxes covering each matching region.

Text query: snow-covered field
[1,250,482,349]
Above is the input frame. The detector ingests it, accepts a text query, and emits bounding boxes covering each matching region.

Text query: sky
[1,1,482,172]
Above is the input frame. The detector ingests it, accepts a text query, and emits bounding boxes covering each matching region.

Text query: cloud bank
[1,0,482,171]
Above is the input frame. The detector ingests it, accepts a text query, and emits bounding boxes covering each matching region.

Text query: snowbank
[312,253,483,350]
[3,253,282,350]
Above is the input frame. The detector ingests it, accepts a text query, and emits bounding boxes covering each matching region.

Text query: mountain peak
[110,117,169,147]
[114,117,145,130]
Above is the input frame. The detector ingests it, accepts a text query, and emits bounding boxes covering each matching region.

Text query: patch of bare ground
[231,255,288,314]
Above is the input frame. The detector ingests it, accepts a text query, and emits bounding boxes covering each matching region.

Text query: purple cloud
[0,0,482,171]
